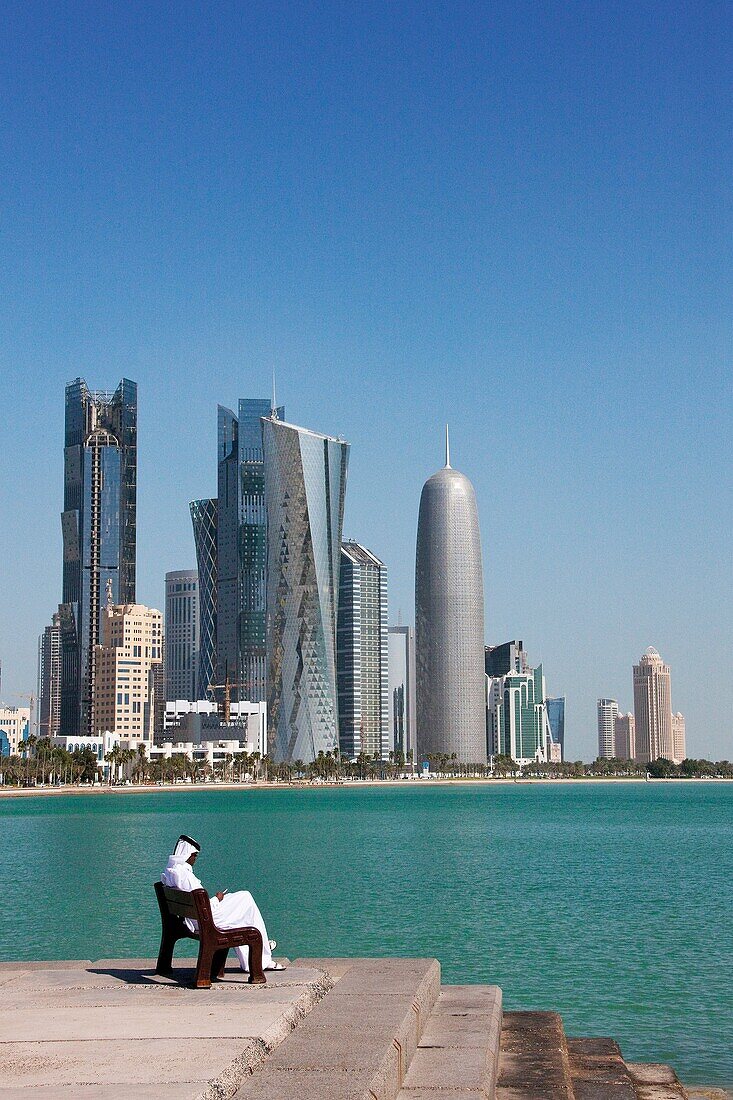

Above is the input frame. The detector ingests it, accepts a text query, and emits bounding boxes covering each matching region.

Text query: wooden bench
[154,882,266,988]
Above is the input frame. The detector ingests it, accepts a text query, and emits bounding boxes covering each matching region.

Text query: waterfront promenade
[0,956,714,1099]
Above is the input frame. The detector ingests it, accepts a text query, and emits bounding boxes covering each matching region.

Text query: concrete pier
[0,957,716,1099]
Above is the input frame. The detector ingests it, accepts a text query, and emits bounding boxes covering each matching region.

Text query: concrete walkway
[0,958,331,1099]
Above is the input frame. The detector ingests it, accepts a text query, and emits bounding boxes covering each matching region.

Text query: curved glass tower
[190,498,218,701]
[415,431,486,764]
[263,415,349,763]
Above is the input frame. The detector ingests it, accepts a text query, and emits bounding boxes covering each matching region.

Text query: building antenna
[445,423,451,468]
[271,369,278,418]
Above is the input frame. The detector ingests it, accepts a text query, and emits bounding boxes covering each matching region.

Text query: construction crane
[13,693,36,742]
[206,675,247,725]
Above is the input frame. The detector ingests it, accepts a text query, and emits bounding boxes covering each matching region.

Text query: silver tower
[263,414,349,763]
[415,428,486,764]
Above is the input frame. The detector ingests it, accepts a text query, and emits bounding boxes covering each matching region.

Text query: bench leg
[155,930,177,976]
[247,933,266,986]
[212,948,228,980]
[194,943,214,989]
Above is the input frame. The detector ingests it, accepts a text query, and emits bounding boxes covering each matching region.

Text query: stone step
[233,957,441,1100]
[396,984,503,1099]
[626,1062,689,1099]
[567,1037,638,1099]
[495,1011,574,1100]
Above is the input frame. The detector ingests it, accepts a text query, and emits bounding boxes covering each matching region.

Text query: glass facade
[337,543,389,760]
[59,378,137,736]
[164,571,199,702]
[388,626,416,761]
[190,498,218,701]
[263,417,349,763]
[496,664,548,762]
[546,696,565,757]
[216,400,283,703]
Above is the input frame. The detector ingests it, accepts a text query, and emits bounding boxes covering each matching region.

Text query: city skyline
[0,4,730,760]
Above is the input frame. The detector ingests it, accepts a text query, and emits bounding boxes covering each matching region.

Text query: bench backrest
[154,881,214,929]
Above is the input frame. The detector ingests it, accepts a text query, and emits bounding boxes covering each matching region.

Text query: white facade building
[672,712,686,764]
[597,698,619,758]
[0,707,31,755]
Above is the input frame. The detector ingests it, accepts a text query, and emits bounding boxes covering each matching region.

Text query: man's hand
[215,891,225,902]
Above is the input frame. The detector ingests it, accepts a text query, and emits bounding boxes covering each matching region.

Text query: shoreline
[0,775,730,799]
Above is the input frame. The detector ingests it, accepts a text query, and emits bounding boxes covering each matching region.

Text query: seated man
[161,834,285,972]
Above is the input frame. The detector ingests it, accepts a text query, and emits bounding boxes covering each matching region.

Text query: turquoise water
[1,782,731,1086]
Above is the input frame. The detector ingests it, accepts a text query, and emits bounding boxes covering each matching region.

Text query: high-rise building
[672,713,686,764]
[546,696,565,761]
[93,603,163,743]
[490,664,550,765]
[190,498,218,700]
[263,414,349,762]
[0,707,30,756]
[337,542,389,760]
[216,399,284,704]
[165,570,199,703]
[485,641,528,678]
[614,712,635,760]
[388,625,417,763]
[633,647,674,763]
[415,431,486,765]
[597,698,618,758]
[59,378,137,737]
[38,612,62,739]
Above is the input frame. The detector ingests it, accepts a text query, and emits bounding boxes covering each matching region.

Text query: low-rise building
[161,699,266,756]
[0,706,30,755]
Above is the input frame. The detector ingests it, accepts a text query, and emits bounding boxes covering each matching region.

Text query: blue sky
[0,1,731,759]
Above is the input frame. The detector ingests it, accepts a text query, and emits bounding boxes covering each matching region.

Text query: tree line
[1,738,731,786]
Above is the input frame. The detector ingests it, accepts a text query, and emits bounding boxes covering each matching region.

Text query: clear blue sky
[0,1,731,759]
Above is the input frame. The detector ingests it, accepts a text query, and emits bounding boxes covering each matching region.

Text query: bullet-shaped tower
[415,428,486,764]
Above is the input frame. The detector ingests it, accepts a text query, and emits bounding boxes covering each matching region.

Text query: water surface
[1,781,730,1087]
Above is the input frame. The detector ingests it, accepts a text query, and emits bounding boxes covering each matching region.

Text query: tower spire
[271,369,277,418]
[444,424,451,468]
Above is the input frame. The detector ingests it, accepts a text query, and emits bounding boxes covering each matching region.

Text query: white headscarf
[172,834,200,861]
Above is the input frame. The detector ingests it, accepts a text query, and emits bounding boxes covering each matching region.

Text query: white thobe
[161,856,273,970]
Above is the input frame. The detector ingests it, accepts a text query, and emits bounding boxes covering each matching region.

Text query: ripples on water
[1,781,731,1086]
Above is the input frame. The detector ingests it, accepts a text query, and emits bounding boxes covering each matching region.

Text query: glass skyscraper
[165,570,199,702]
[492,664,549,763]
[263,415,349,763]
[59,377,137,736]
[546,696,566,758]
[217,400,283,703]
[337,542,389,760]
[190,498,218,701]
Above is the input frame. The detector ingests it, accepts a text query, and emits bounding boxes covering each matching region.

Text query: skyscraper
[485,641,528,678]
[337,542,389,760]
[93,602,163,742]
[415,430,486,765]
[216,399,283,703]
[614,712,635,760]
[597,698,619,758]
[490,664,550,764]
[38,612,62,739]
[165,570,199,702]
[190,498,218,700]
[672,713,686,764]
[546,697,565,760]
[263,415,349,762]
[388,625,417,763]
[633,647,674,763]
[59,378,137,737]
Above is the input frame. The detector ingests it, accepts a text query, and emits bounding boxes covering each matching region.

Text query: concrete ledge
[234,958,441,1100]
[399,985,502,1099]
